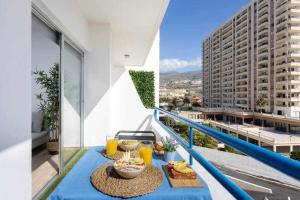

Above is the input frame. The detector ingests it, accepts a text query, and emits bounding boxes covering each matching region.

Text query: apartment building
[203,0,300,118]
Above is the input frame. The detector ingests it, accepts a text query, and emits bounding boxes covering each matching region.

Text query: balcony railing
[154,107,300,200]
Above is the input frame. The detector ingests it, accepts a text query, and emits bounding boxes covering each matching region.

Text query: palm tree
[256,95,268,112]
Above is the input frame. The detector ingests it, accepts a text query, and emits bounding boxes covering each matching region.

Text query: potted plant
[33,64,59,154]
[162,137,179,162]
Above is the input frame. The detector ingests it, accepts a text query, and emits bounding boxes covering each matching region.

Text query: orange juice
[139,146,152,166]
[106,139,118,156]
[139,146,146,158]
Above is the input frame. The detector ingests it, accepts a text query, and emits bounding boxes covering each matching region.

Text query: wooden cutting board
[162,165,204,188]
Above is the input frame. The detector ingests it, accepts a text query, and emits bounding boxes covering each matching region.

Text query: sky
[160,0,251,73]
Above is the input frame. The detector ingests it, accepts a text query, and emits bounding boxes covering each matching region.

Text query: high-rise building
[203,0,300,118]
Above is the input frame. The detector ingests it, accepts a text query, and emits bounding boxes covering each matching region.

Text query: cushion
[32,112,43,132]
[32,132,47,140]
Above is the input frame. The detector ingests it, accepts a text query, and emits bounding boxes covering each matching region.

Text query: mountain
[160,70,202,82]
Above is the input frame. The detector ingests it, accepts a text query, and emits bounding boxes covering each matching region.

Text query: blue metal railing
[154,108,300,200]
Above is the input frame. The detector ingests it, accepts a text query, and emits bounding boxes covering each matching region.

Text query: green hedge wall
[129,70,155,109]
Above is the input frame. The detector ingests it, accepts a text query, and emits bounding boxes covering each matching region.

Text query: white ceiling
[76,0,169,67]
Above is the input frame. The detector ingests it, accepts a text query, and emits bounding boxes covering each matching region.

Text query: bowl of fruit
[119,140,140,151]
[113,152,145,179]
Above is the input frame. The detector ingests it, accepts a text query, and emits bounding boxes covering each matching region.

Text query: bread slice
[167,163,196,179]
[170,168,196,179]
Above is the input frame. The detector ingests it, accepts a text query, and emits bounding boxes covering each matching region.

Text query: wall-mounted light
[124,54,130,59]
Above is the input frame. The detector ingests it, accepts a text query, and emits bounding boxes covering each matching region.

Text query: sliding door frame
[31,5,84,199]
[59,35,85,172]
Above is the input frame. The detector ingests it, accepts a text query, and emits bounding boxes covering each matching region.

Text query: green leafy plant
[256,95,268,112]
[162,136,179,152]
[33,64,59,141]
[290,151,300,162]
[129,70,155,108]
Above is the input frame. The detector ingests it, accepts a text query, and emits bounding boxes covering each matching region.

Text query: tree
[183,97,190,104]
[290,151,300,162]
[256,95,268,112]
[33,64,59,141]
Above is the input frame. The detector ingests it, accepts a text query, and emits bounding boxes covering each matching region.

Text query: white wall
[84,23,112,145]
[274,106,300,118]
[109,32,160,133]
[32,0,90,51]
[84,31,160,146]
[0,0,32,199]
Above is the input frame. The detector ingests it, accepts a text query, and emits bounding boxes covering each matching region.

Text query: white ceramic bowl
[119,140,140,151]
[113,165,145,179]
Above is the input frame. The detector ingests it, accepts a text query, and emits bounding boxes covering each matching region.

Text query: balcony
[4,1,300,200]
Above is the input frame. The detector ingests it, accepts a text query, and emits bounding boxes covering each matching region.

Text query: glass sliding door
[31,9,84,198]
[31,13,61,198]
[61,39,83,167]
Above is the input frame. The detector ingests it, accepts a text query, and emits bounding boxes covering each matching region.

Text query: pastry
[154,141,164,155]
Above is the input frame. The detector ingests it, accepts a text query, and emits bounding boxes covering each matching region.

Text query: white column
[290,145,294,153]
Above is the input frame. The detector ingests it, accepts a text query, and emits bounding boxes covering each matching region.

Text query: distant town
[159,70,203,111]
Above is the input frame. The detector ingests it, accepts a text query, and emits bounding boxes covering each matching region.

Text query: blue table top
[48,147,212,200]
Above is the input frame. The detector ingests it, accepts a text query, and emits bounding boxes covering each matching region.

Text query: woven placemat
[101,148,139,160]
[91,163,163,198]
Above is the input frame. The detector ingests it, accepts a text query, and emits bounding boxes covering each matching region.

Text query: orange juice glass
[140,146,152,166]
[106,135,118,156]
[139,146,146,158]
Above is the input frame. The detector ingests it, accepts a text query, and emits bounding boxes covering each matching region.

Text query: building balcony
[257,51,269,59]
[257,89,269,94]
[275,53,288,61]
[236,43,248,52]
[257,65,268,72]
[257,43,269,51]
[290,8,300,15]
[288,16,300,25]
[276,1,288,12]
[288,25,300,33]
[235,32,248,44]
[289,43,300,49]
[290,0,300,5]
[258,58,269,65]
[276,9,288,19]
[290,79,300,84]
[257,73,269,78]
[257,20,268,29]
[291,52,300,57]
[276,61,300,69]
[235,24,248,35]
[291,96,300,101]
[257,81,269,86]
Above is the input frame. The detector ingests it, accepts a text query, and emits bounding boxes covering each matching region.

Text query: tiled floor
[31,146,80,197]
[32,147,59,197]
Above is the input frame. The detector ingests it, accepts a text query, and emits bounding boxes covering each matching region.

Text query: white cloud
[160,57,202,72]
